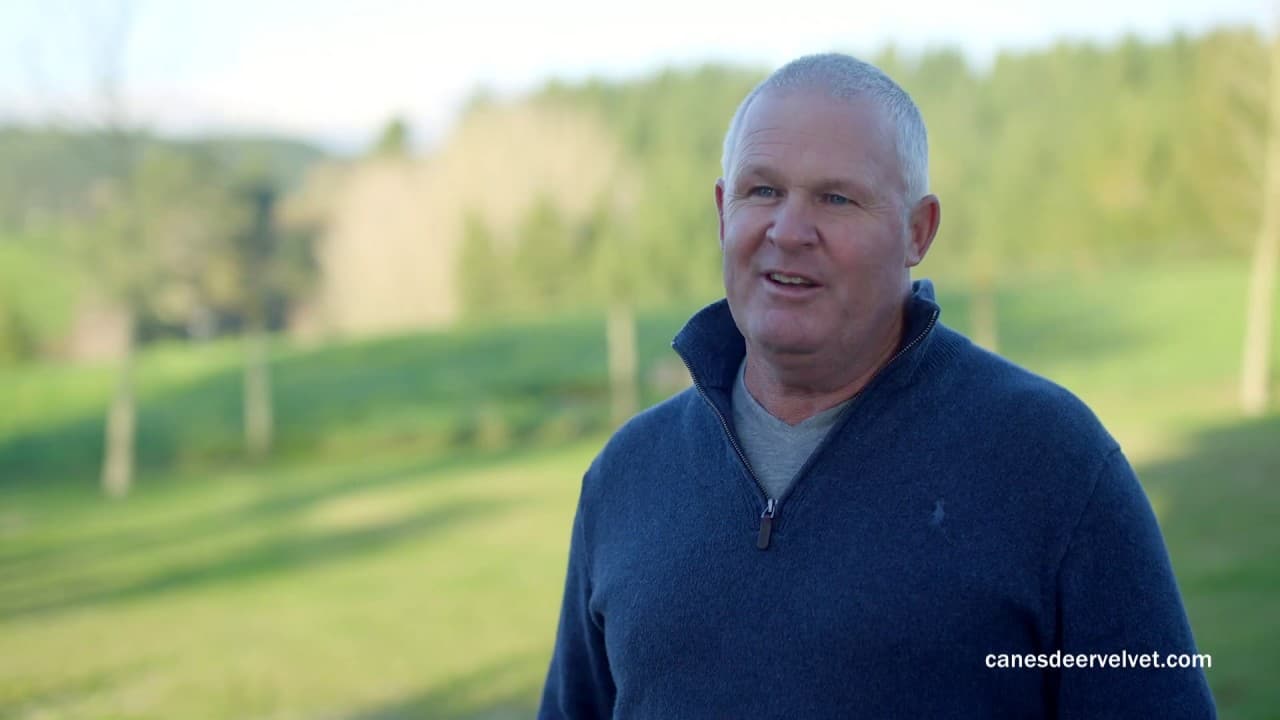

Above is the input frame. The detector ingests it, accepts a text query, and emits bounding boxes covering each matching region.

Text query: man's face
[716,89,923,363]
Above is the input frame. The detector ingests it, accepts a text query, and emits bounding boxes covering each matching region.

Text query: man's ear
[906,194,941,267]
[715,179,727,250]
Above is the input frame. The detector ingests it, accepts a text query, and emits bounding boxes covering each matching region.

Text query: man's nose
[765,196,819,249]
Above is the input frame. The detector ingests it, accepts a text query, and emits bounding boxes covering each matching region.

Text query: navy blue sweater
[539,280,1214,718]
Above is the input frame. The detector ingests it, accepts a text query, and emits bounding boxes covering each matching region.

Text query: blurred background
[1,1,1277,718]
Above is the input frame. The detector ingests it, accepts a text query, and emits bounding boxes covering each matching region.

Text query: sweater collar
[672,279,943,394]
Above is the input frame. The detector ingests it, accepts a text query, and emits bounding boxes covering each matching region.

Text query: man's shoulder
[934,323,1119,452]
[597,385,703,460]
[923,325,1126,532]
[578,385,710,505]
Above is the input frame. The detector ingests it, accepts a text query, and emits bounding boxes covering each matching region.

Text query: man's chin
[750,328,824,358]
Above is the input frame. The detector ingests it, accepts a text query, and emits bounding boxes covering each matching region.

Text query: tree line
[455,28,1268,319]
[0,26,1273,495]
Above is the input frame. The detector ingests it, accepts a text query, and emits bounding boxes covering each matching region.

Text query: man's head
[715,53,941,372]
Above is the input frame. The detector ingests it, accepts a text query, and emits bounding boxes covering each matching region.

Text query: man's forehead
[731,90,894,187]
[741,88,890,141]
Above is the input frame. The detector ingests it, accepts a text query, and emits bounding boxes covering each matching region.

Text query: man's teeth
[769,273,814,286]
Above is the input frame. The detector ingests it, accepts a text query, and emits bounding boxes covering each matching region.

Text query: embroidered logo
[929,499,946,527]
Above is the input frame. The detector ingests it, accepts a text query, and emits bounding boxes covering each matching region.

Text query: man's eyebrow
[814,177,876,197]
[731,166,882,200]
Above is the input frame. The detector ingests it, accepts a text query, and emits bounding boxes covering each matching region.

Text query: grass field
[1,262,1277,718]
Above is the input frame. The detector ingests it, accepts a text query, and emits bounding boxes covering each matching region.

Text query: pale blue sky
[0,0,1270,153]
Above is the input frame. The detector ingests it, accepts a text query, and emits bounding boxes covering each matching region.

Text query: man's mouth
[765,271,819,287]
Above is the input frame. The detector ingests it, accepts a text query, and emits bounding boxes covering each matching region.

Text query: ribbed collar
[672,279,944,395]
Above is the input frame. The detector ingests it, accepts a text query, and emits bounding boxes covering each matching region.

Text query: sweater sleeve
[1054,448,1216,718]
[538,480,615,719]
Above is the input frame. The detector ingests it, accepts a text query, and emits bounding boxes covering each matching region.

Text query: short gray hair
[721,53,930,205]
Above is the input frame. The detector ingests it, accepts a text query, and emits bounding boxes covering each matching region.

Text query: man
[539,53,1214,718]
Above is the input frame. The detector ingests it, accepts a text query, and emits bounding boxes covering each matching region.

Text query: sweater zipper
[757,498,777,550]
[677,354,775,543]
[677,306,940,551]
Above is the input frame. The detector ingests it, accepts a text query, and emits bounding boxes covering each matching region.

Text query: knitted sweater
[539,279,1215,719]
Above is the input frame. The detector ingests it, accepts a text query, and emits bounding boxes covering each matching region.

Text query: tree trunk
[1241,33,1280,417]
[101,311,136,498]
[244,323,273,459]
[607,301,638,428]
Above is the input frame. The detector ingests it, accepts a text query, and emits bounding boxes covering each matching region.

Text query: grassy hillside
[0,262,1276,718]
[0,307,699,492]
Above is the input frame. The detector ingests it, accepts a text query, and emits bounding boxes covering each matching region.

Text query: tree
[196,174,319,458]
[1241,25,1280,416]
[238,184,278,458]
[512,194,572,312]
[895,48,1000,349]
[81,144,241,495]
[457,211,506,319]
[371,116,411,158]
[586,195,643,428]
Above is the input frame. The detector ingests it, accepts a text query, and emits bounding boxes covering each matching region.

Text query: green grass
[0,443,595,719]
[1,261,1277,718]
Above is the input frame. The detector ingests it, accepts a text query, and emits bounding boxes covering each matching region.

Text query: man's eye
[748,186,776,198]
[823,193,852,205]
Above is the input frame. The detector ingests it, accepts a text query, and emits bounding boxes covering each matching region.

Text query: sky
[0,0,1271,154]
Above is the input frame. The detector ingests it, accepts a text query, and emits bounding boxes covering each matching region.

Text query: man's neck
[744,308,906,426]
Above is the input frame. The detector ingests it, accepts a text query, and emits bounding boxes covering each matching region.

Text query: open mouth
[764,271,820,288]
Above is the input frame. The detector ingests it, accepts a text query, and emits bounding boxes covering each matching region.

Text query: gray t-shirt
[730,357,854,500]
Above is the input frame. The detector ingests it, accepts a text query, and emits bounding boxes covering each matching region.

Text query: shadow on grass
[0,494,516,622]
[0,357,601,496]
[345,653,542,720]
[1132,412,1280,720]
[0,444,536,578]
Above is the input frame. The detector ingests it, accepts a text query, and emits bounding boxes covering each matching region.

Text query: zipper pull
[757,498,777,550]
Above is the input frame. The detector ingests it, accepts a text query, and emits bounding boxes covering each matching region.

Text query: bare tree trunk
[607,301,638,428]
[101,311,136,497]
[971,263,999,352]
[1241,32,1280,417]
[244,323,273,459]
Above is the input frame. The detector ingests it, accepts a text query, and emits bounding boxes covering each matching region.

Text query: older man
[539,53,1214,718]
